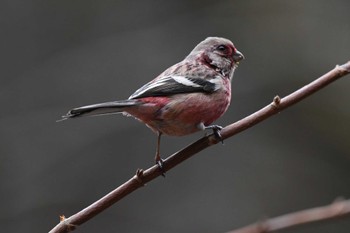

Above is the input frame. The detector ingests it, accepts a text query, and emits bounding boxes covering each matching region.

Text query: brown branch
[49,61,350,233]
[226,198,350,233]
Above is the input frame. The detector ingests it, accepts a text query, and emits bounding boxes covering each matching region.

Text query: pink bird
[61,37,244,171]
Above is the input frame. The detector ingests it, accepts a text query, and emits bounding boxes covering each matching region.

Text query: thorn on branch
[58,215,77,232]
[336,63,350,73]
[272,95,281,109]
[59,215,65,222]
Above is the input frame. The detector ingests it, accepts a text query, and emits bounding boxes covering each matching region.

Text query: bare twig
[49,61,350,233]
[227,198,350,233]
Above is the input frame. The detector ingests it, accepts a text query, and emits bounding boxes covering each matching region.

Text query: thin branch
[227,198,350,233]
[49,61,350,233]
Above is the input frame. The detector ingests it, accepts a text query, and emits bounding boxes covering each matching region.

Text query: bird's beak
[233,50,244,63]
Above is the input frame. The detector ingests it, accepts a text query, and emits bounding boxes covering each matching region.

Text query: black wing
[129,75,219,99]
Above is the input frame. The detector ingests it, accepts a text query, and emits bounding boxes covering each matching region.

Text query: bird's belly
[154,92,230,136]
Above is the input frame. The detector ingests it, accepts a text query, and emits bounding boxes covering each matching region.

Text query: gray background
[1,1,350,232]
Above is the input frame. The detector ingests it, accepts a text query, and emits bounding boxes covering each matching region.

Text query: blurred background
[1,1,350,232]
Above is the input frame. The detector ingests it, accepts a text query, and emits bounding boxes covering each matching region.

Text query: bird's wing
[129,75,220,99]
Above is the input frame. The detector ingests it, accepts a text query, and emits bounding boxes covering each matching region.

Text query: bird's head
[187,37,244,78]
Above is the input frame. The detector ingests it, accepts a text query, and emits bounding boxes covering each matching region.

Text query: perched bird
[61,37,244,170]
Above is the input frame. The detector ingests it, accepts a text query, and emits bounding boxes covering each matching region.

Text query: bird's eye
[217,45,228,52]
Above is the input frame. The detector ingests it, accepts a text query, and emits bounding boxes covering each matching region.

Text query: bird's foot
[156,158,166,177]
[205,125,224,144]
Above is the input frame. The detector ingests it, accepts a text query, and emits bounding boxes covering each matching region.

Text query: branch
[49,61,350,233]
[226,198,350,233]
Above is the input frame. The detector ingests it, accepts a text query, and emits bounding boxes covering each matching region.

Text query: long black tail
[60,99,140,121]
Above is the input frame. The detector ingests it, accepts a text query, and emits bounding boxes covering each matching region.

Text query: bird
[60,37,244,172]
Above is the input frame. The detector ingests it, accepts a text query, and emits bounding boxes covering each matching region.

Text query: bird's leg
[205,124,224,144]
[155,132,162,162]
[155,132,165,176]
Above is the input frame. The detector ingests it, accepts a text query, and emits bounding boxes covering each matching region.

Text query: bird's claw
[205,125,224,144]
[156,159,166,177]
[214,129,224,144]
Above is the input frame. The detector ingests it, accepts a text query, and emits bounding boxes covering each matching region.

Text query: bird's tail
[59,99,140,121]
